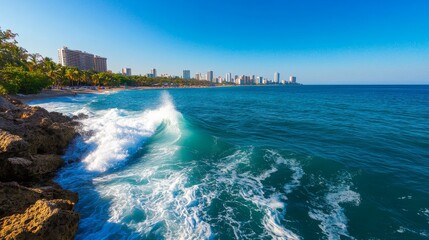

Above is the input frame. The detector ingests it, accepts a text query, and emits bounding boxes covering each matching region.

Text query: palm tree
[27,53,42,72]
[65,67,80,86]
[41,57,57,85]
[81,71,91,86]
[56,66,67,86]
[92,73,100,86]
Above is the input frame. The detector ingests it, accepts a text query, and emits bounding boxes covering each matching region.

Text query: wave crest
[71,91,181,172]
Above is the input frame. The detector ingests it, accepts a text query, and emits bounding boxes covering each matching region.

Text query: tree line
[0,27,214,95]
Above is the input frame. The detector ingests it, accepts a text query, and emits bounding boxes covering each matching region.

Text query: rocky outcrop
[0,95,79,240]
[0,199,78,240]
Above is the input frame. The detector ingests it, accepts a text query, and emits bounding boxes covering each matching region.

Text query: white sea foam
[265,150,305,195]
[76,92,181,172]
[308,174,360,240]
[207,149,302,240]
[425,208,429,223]
[61,92,215,239]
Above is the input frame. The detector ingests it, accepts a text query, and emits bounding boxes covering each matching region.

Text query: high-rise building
[195,73,200,80]
[274,72,280,84]
[289,76,297,83]
[151,68,157,78]
[207,71,214,82]
[94,56,107,72]
[183,70,191,80]
[121,68,132,76]
[58,47,107,72]
[226,73,232,82]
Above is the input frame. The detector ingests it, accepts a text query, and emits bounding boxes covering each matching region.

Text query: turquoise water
[31,85,429,239]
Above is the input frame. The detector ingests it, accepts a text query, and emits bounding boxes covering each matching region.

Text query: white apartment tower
[226,73,232,82]
[58,47,107,72]
[122,68,132,76]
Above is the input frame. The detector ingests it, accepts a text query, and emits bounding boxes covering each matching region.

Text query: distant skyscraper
[226,73,232,82]
[195,73,200,80]
[121,67,131,76]
[274,72,280,84]
[58,47,107,72]
[183,70,191,80]
[151,68,157,78]
[289,76,297,83]
[207,71,214,82]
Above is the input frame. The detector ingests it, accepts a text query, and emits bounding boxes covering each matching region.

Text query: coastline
[11,88,122,103]
[0,95,79,239]
[13,84,290,103]
[13,86,213,103]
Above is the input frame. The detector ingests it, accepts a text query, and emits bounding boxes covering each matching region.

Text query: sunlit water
[30,85,429,239]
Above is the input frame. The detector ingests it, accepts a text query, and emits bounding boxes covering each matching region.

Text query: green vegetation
[0,27,214,95]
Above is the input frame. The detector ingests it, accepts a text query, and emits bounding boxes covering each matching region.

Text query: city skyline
[1,0,429,84]
[57,45,292,82]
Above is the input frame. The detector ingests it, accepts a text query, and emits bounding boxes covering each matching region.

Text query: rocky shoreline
[0,95,79,239]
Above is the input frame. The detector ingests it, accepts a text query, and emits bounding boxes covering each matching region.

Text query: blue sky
[1,0,428,84]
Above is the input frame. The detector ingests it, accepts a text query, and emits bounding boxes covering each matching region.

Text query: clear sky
[1,0,428,84]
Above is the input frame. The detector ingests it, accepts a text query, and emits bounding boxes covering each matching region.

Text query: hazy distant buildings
[151,68,157,78]
[289,76,297,83]
[226,73,232,82]
[58,47,107,72]
[251,75,255,84]
[274,72,280,84]
[146,68,157,78]
[183,70,191,80]
[195,73,201,80]
[207,71,214,82]
[122,67,131,76]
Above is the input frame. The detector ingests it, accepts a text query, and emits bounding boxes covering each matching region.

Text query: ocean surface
[30,85,429,240]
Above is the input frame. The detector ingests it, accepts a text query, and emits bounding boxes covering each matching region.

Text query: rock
[0,155,64,182]
[0,96,77,156]
[0,182,41,218]
[0,130,29,155]
[3,158,33,181]
[0,182,78,219]
[0,96,79,239]
[0,96,17,112]
[72,113,88,120]
[0,199,79,240]
[29,154,64,179]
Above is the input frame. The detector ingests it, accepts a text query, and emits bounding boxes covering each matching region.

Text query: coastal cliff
[0,96,79,239]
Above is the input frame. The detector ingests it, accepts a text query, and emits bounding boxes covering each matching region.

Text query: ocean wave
[308,173,360,240]
[71,92,181,172]
[205,149,303,239]
[265,150,304,195]
[61,92,216,239]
